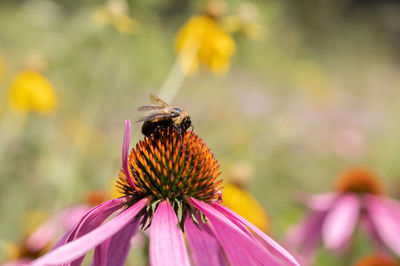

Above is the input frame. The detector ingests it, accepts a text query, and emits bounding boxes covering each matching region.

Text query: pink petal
[150,200,190,266]
[285,211,326,260]
[365,195,400,255]
[378,196,400,219]
[184,216,227,266]
[322,194,360,250]
[31,198,148,266]
[51,228,73,252]
[191,198,282,266]
[92,240,110,266]
[66,197,127,242]
[27,205,90,251]
[122,120,136,189]
[63,198,127,266]
[359,213,385,251]
[92,217,141,266]
[306,193,337,211]
[210,201,300,266]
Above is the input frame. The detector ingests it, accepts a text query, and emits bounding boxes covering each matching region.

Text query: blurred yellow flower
[92,0,138,35]
[8,70,57,114]
[222,183,269,232]
[222,3,265,40]
[175,15,236,76]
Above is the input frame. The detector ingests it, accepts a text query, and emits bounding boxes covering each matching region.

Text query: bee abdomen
[141,119,174,137]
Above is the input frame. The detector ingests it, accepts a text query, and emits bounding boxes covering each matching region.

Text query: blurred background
[1,0,400,265]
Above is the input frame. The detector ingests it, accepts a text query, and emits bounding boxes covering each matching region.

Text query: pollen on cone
[117,129,222,203]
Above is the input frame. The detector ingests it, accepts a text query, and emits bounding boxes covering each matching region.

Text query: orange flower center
[355,254,399,266]
[118,129,222,202]
[117,129,222,229]
[334,167,383,195]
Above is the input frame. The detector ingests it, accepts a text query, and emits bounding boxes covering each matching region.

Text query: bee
[137,94,192,139]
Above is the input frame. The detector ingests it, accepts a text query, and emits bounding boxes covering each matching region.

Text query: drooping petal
[52,228,73,250]
[322,194,360,250]
[286,211,326,260]
[91,239,110,266]
[191,198,283,266]
[365,195,400,256]
[306,193,337,211]
[27,205,90,251]
[92,217,141,266]
[359,213,386,251]
[184,216,227,266]
[210,201,300,266]
[31,199,148,266]
[66,197,127,243]
[377,196,400,219]
[62,197,127,266]
[122,119,136,189]
[150,200,190,266]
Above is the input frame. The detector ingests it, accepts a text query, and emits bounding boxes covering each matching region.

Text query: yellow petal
[175,15,235,76]
[222,183,269,232]
[8,70,57,114]
[209,55,230,75]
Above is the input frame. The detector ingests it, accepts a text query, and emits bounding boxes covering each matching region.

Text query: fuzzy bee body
[137,94,192,138]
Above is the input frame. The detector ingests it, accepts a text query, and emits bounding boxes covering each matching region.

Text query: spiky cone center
[334,167,383,195]
[117,129,222,228]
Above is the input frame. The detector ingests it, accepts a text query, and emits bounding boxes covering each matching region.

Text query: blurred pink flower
[286,167,400,264]
[26,205,90,253]
[2,191,107,265]
[32,120,299,266]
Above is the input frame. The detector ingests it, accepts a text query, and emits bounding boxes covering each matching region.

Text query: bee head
[180,116,191,132]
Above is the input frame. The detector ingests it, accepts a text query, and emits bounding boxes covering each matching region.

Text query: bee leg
[173,124,183,143]
[153,125,163,140]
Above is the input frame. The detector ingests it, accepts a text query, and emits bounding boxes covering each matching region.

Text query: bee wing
[136,112,179,123]
[149,93,169,108]
[137,105,163,112]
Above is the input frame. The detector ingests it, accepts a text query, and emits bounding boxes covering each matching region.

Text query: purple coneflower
[287,167,400,263]
[32,120,299,266]
[26,190,105,254]
[3,190,107,266]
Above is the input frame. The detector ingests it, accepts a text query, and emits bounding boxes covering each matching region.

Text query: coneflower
[286,167,400,264]
[32,120,299,266]
[2,191,102,265]
[26,190,106,255]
